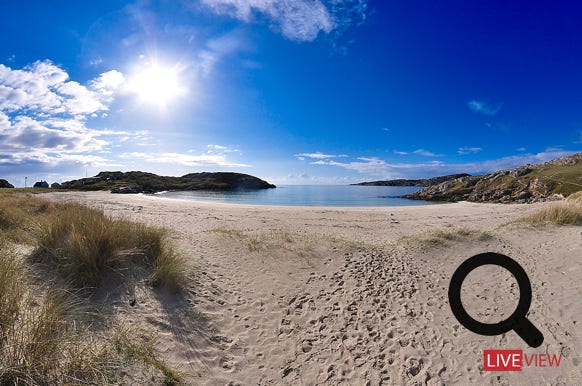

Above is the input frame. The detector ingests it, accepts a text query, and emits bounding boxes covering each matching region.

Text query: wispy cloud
[123,151,250,167]
[200,0,369,42]
[413,149,441,157]
[467,99,502,115]
[310,149,580,179]
[295,152,347,160]
[197,30,250,75]
[457,147,482,155]
[394,149,442,157]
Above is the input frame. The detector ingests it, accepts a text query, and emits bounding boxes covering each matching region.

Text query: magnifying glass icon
[448,252,544,348]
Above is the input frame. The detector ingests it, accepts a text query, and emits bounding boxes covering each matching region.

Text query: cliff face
[352,173,470,187]
[61,171,276,194]
[404,153,582,203]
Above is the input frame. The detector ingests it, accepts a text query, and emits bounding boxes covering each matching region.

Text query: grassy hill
[60,171,276,193]
[405,153,582,203]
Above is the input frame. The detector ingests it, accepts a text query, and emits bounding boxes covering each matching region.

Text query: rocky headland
[351,173,470,187]
[60,171,276,194]
[404,153,582,203]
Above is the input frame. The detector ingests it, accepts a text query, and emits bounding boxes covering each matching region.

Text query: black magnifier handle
[513,317,544,348]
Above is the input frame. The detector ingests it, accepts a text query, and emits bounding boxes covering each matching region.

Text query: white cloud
[206,144,240,153]
[457,147,482,155]
[200,0,368,42]
[295,152,346,159]
[309,150,580,179]
[412,149,441,157]
[467,100,502,115]
[124,152,250,167]
[198,30,250,75]
[394,149,442,157]
[90,70,126,98]
[0,116,105,153]
[201,0,333,41]
[0,60,127,167]
[0,61,125,117]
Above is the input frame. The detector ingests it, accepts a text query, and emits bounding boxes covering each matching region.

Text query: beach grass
[566,190,582,204]
[32,201,187,291]
[513,201,582,226]
[401,227,493,246]
[0,192,189,383]
[0,240,113,384]
[111,325,186,385]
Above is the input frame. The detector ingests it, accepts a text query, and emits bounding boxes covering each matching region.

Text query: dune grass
[111,326,186,385]
[0,192,190,383]
[32,202,187,291]
[566,190,582,204]
[0,192,56,243]
[401,227,493,246]
[513,201,582,226]
[0,240,114,385]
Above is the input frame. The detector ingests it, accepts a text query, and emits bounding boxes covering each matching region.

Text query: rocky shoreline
[404,153,582,203]
[351,173,470,187]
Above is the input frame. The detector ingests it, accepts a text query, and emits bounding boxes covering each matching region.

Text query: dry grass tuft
[32,202,187,291]
[566,190,582,204]
[0,238,26,338]
[244,231,314,254]
[402,227,493,246]
[0,193,57,242]
[111,326,186,385]
[513,201,582,226]
[0,242,114,384]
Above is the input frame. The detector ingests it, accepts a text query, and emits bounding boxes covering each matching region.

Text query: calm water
[156,185,436,207]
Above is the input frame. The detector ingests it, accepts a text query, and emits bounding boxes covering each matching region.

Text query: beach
[43,191,582,385]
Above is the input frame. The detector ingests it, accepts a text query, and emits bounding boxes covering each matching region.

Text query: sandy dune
[44,191,581,385]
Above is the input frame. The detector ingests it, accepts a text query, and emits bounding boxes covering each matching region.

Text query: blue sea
[156,185,436,207]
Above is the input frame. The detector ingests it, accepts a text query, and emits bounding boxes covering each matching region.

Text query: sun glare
[130,64,186,106]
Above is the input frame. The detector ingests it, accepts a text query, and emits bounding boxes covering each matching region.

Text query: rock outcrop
[404,153,582,203]
[61,171,276,194]
[351,173,471,187]
[0,179,14,188]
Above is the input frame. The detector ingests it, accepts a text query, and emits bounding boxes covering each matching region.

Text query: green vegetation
[0,191,189,384]
[61,171,275,193]
[407,153,582,202]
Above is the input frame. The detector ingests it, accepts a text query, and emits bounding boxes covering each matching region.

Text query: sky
[1,0,581,186]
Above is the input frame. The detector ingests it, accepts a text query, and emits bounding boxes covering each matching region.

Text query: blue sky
[1,0,581,186]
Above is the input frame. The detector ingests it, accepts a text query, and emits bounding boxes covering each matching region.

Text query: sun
[129,64,186,106]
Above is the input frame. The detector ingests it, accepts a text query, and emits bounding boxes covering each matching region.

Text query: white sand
[44,191,582,385]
